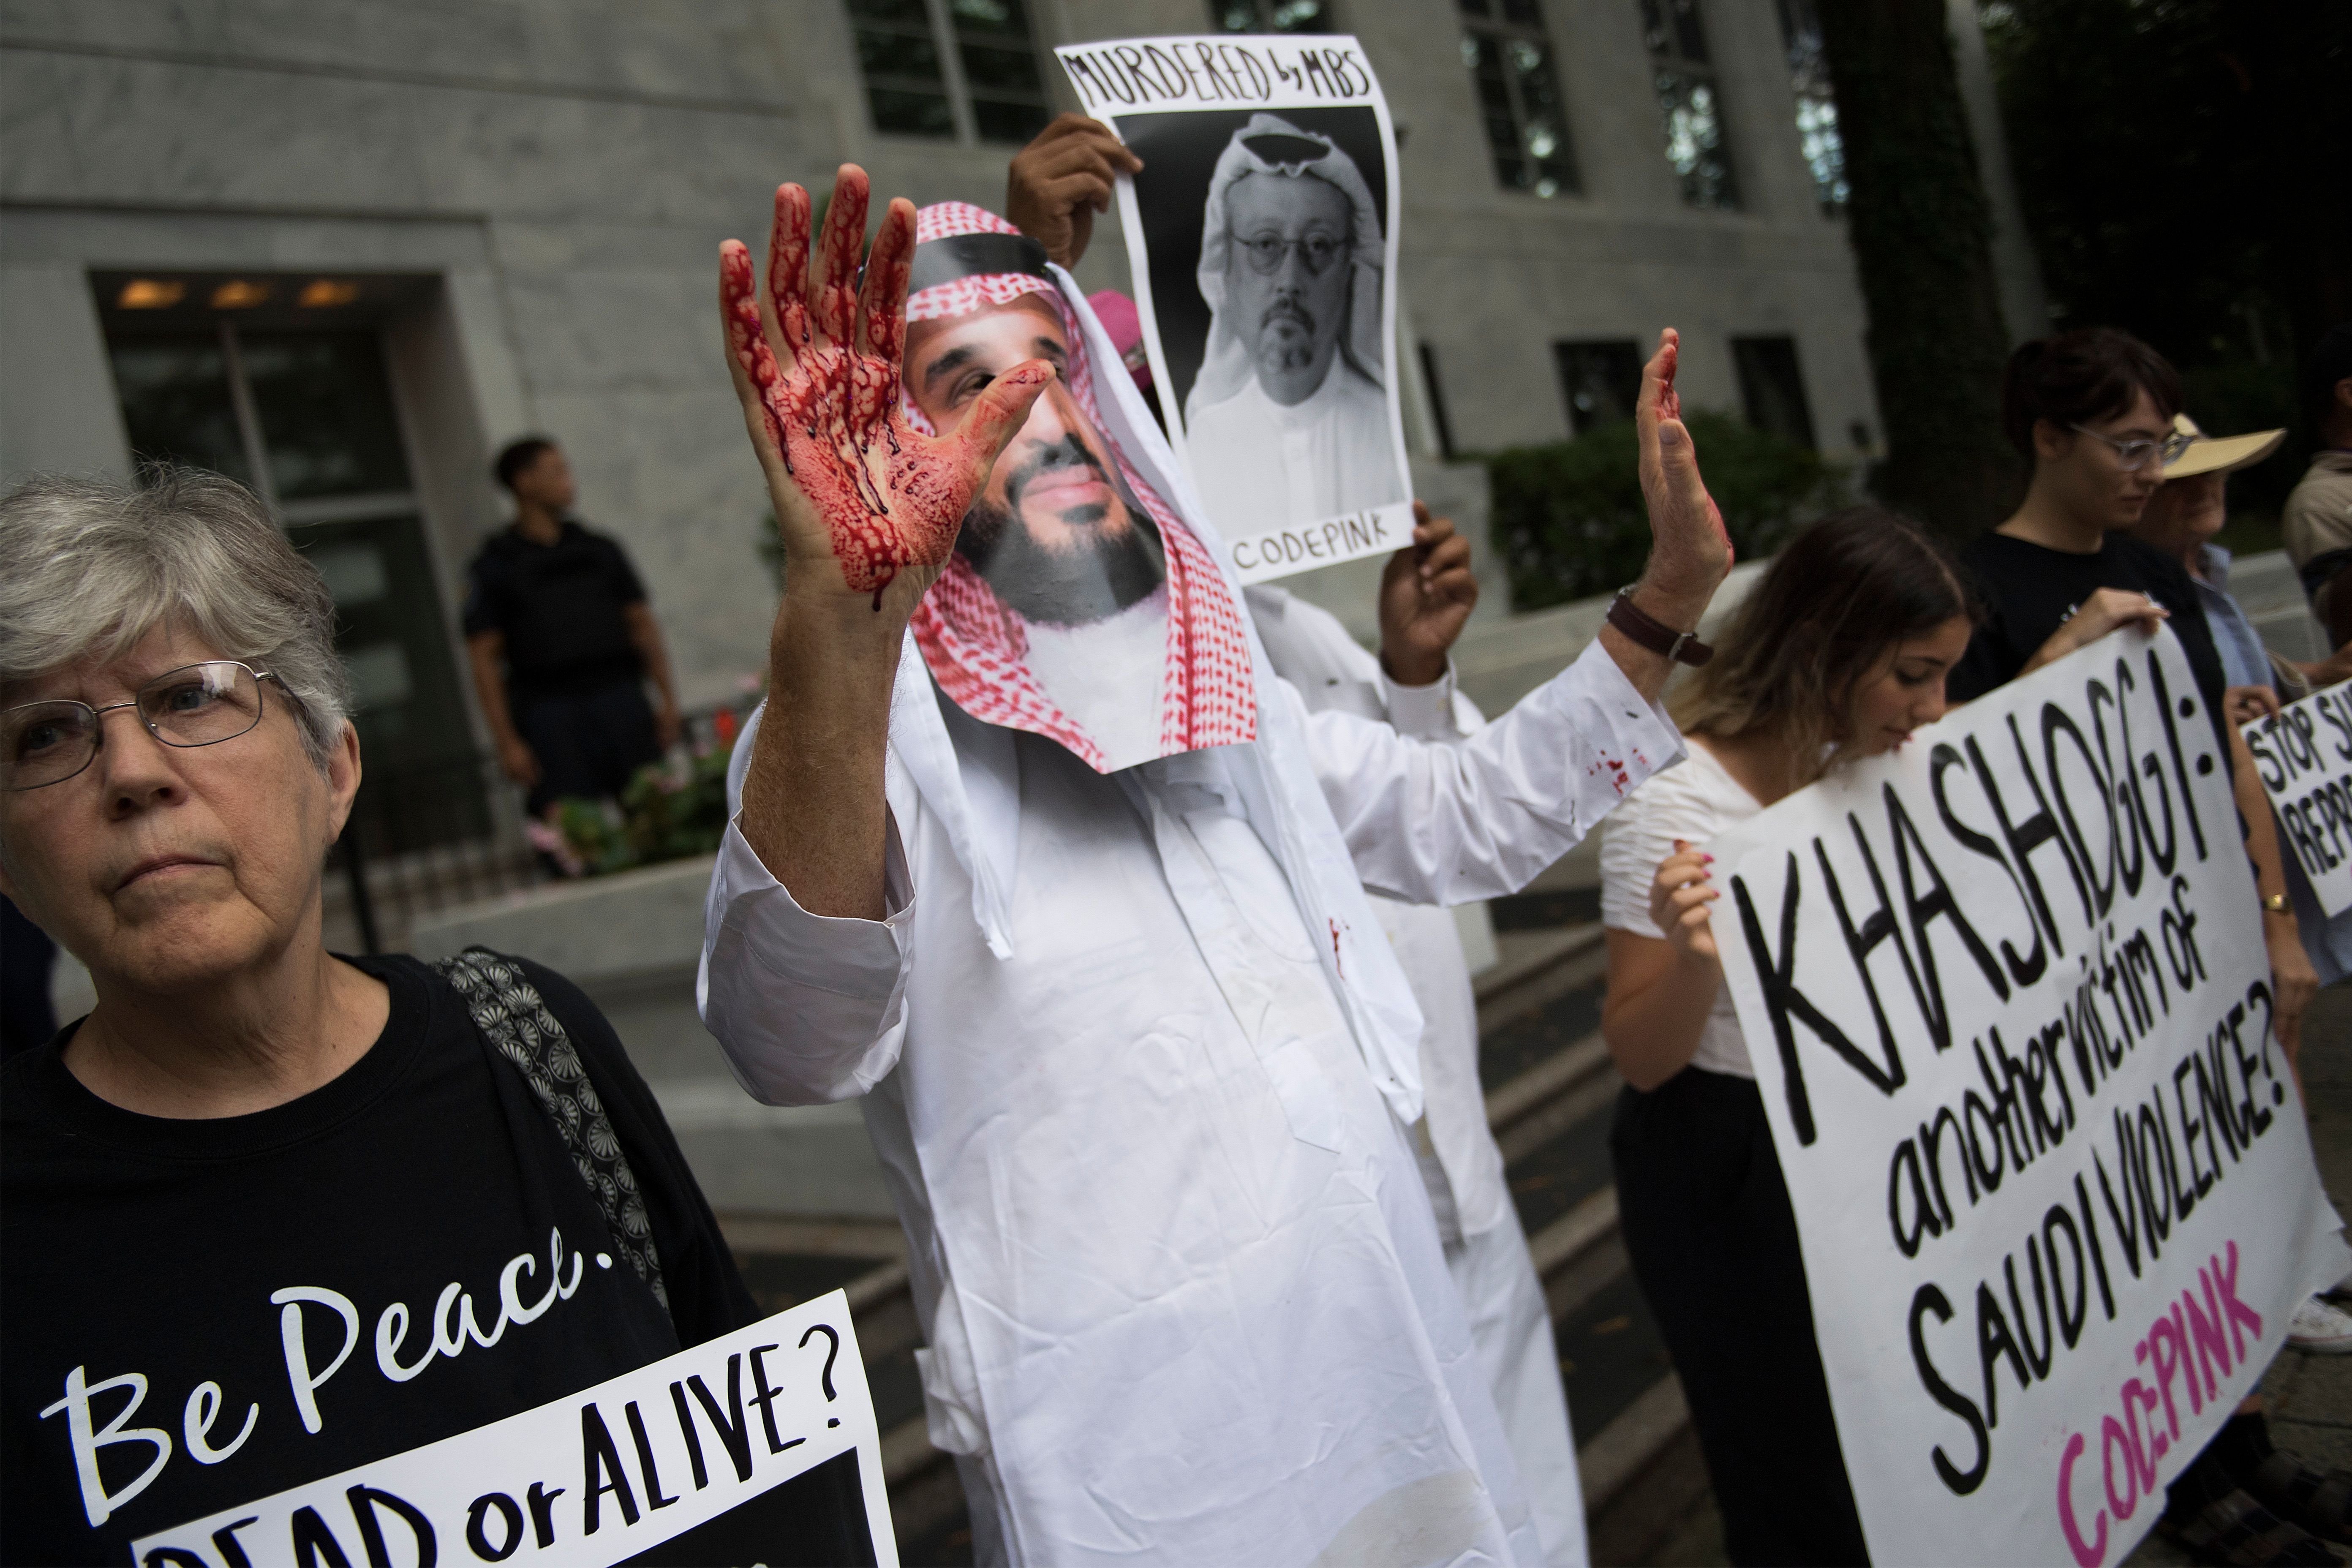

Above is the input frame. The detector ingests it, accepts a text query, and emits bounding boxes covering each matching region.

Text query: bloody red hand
[1641,328,1733,577]
[719,166,1051,605]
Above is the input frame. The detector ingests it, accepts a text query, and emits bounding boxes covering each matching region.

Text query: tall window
[1731,335,1817,449]
[1554,340,1644,434]
[1459,0,1580,198]
[846,0,1051,145]
[1773,0,1847,214]
[1211,0,1334,31]
[1639,0,1739,210]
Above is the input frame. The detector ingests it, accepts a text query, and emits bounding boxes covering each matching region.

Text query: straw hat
[2162,411,2286,479]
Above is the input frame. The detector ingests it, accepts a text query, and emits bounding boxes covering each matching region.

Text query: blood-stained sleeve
[1301,637,1685,904]
[695,702,915,1105]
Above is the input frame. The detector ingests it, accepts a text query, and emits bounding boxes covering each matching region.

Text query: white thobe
[1186,359,1405,539]
[698,263,1680,1567]
[1246,585,1588,1567]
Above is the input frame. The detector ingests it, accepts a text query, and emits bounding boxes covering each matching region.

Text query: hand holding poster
[1053,36,1413,584]
[1707,628,2348,1567]
[2243,683,2352,917]
[133,1293,893,1568]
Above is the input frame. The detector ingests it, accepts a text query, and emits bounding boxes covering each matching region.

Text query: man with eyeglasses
[1183,112,1407,541]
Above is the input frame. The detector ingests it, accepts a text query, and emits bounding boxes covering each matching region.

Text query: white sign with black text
[1053,35,1413,584]
[133,1292,894,1568]
[1708,629,2349,1568]
[2243,684,2352,918]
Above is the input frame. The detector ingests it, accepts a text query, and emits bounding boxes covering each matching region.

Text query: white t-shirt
[1598,738,1761,1081]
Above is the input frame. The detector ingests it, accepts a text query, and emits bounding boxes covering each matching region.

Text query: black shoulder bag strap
[432,946,671,1315]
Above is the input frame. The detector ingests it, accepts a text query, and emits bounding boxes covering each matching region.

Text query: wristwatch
[2263,892,2291,915]
[1608,587,1715,667]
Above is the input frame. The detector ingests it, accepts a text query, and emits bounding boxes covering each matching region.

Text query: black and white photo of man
[1184,112,1407,538]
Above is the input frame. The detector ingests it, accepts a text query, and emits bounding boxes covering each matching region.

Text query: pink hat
[1086,289,1152,390]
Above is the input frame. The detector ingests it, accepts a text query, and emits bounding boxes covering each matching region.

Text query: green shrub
[1484,412,1838,611]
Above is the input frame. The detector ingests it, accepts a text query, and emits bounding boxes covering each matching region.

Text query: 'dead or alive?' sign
[1707,629,2349,1568]
[133,1293,895,1568]
[1052,35,1415,585]
[2243,684,2352,919]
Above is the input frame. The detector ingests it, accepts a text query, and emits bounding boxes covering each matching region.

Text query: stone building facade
[0,0,2041,808]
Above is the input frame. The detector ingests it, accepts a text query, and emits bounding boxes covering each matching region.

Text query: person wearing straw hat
[2124,411,2342,715]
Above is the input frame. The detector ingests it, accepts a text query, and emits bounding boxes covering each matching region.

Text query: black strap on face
[909,231,1054,297]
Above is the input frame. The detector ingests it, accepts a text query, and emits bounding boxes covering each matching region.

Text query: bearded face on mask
[904,296,1166,628]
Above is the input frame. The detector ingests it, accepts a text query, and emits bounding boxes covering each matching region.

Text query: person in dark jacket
[465,437,682,814]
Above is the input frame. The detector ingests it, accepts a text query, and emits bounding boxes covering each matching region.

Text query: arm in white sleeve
[696,703,915,1105]
[1303,637,1685,905]
[1376,659,1483,743]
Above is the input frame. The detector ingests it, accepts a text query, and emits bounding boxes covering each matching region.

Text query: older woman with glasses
[0,472,855,1565]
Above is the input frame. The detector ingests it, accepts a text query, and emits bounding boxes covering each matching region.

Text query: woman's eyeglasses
[3,662,276,790]
[2069,423,2196,472]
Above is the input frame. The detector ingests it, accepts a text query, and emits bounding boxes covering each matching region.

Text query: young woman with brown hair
[1598,506,1977,1566]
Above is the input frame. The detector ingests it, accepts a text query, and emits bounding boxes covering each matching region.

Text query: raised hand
[1635,328,1734,604]
[1378,502,1479,687]
[719,165,1051,610]
[1006,114,1143,269]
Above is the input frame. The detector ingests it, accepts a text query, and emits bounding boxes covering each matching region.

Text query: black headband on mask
[909,232,1055,298]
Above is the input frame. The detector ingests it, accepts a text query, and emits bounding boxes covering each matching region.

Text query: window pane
[1508,38,1581,193]
[1732,335,1816,448]
[1499,0,1542,24]
[960,41,1042,93]
[870,86,956,136]
[1654,71,1739,209]
[1213,0,1260,27]
[845,0,933,24]
[951,0,1029,38]
[857,27,942,82]
[239,332,413,500]
[1669,0,1709,63]
[972,96,1051,144]
[1795,94,1848,212]
[107,336,254,486]
[1554,340,1644,434]
[1465,19,1578,199]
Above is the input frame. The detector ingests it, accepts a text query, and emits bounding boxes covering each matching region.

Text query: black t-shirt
[463,522,649,705]
[0,955,765,1566]
[1949,531,2232,752]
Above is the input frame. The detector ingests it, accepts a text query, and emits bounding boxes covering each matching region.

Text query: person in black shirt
[465,438,682,815]
[0,472,849,1565]
[1949,334,2340,1565]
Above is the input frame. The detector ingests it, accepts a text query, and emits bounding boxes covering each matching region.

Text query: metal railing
[329,751,541,954]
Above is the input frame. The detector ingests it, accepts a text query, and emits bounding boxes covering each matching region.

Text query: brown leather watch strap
[1608,587,1714,667]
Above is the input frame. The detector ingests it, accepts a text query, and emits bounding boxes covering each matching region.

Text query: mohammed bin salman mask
[901,202,1255,773]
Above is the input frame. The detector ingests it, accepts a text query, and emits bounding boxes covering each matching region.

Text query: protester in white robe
[1248,581,1590,1567]
[1184,113,1407,537]
[702,171,1731,1567]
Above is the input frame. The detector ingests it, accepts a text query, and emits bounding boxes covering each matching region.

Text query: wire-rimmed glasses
[1233,231,1347,278]
[2069,423,2195,471]
[3,662,275,791]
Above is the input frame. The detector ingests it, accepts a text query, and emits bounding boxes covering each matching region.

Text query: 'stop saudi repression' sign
[2242,683,2352,919]
[1708,628,2348,1568]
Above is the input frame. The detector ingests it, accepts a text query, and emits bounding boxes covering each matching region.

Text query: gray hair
[0,469,352,768]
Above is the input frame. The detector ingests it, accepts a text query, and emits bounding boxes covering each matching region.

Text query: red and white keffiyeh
[903,202,1255,771]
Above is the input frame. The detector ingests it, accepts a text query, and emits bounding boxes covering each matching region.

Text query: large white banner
[1053,35,1413,584]
[2243,684,2352,918]
[132,1293,894,1568]
[1709,630,2348,1567]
